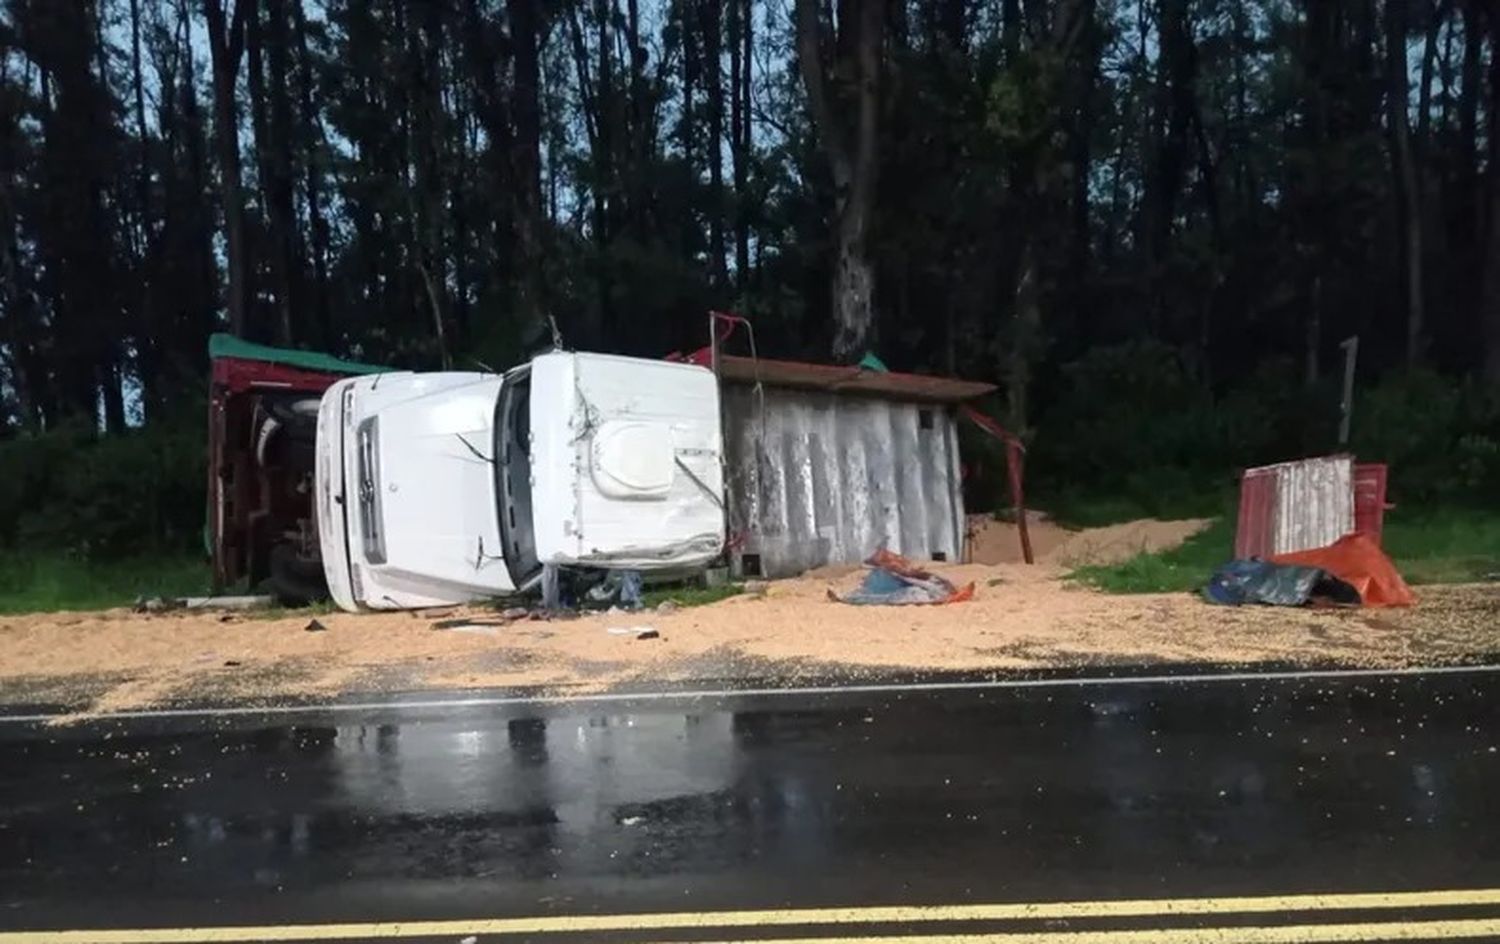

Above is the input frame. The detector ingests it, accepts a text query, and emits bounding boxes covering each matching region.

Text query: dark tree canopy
[0,0,1498,537]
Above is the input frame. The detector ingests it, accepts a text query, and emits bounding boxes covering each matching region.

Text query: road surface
[3,666,1500,942]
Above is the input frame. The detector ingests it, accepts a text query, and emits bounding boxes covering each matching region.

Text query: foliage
[1069,517,1235,594]
[640,581,747,610]
[1,0,1498,567]
[1029,342,1331,515]
[0,552,210,615]
[0,417,206,559]
[1350,371,1500,502]
[1071,508,1500,594]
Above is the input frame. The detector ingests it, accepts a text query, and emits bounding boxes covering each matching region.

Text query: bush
[1030,345,1495,517]
[1350,369,1499,502]
[0,416,206,560]
[1030,342,1308,513]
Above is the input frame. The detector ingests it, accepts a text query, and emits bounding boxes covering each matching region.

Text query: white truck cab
[315,351,725,612]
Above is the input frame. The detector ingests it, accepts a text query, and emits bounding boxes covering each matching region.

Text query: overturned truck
[210,325,1022,612]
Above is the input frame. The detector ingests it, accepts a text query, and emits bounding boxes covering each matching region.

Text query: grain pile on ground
[2,562,1496,720]
[967,513,1212,566]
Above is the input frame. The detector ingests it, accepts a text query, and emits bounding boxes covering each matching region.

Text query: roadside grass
[0,552,211,615]
[1071,506,1500,594]
[1382,508,1500,585]
[1040,488,1233,530]
[641,582,745,610]
[1069,517,1234,593]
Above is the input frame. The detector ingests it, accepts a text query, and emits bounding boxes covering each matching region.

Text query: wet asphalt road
[3,669,1500,941]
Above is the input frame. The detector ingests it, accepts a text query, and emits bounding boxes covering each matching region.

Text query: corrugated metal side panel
[1234,468,1279,559]
[1271,455,1353,554]
[722,387,963,578]
[1236,455,1354,558]
[1353,462,1389,544]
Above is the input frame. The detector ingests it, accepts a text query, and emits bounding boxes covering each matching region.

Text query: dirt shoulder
[2,563,1497,719]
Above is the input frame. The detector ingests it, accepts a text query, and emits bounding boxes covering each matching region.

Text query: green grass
[640,581,745,610]
[1038,489,1232,530]
[1069,517,1235,593]
[0,552,212,615]
[1382,508,1500,585]
[1070,507,1500,594]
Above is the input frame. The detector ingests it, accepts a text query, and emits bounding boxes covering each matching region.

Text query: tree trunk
[1007,243,1039,433]
[795,0,882,362]
[702,0,726,288]
[1481,7,1500,384]
[1415,0,1440,161]
[128,0,158,412]
[264,0,299,345]
[1385,0,1425,364]
[203,0,250,338]
[730,0,751,295]
[593,0,613,346]
[291,0,330,346]
[509,0,545,337]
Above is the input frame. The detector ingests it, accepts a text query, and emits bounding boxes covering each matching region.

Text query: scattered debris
[133,596,182,614]
[432,617,508,631]
[177,595,276,610]
[585,570,645,610]
[222,660,241,667]
[620,816,645,826]
[743,581,769,598]
[500,607,531,620]
[606,626,659,639]
[303,619,327,633]
[1205,533,1416,608]
[1203,560,1354,608]
[830,550,976,606]
[656,600,679,615]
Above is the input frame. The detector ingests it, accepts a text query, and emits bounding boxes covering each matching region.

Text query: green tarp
[208,333,390,375]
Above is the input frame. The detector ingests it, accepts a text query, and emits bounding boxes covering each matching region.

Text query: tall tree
[510,0,545,338]
[203,0,251,338]
[795,0,884,361]
[1385,0,1425,363]
[1481,5,1500,383]
[727,0,751,296]
[701,0,726,287]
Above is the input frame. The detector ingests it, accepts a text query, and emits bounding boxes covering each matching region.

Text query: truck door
[528,352,725,569]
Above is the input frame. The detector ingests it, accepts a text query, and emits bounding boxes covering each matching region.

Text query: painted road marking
[7,888,1500,942]
[693,926,1500,943]
[5,662,1500,725]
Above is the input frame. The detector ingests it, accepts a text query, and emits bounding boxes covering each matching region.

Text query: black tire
[266,543,329,608]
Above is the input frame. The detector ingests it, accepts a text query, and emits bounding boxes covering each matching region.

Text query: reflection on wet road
[2,670,1499,941]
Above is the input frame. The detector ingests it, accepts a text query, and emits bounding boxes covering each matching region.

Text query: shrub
[1350,370,1499,503]
[0,416,206,560]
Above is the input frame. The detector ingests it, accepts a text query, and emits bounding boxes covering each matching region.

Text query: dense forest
[1,0,1498,557]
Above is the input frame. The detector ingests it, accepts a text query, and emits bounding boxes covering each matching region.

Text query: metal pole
[1338,335,1359,446]
[1009,441,1034,565]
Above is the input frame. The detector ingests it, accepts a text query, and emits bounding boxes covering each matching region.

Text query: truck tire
[266,543,329,608]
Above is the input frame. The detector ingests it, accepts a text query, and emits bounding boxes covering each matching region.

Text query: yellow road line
[698,924,1500,943]
[5,890,1500,943]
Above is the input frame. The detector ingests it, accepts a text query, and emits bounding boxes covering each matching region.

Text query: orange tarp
[1271,532,1416,608]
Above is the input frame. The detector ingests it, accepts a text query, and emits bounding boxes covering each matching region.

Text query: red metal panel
[1235,467,1279,559]
[211,356,350,395]
[1353,462,1389,545]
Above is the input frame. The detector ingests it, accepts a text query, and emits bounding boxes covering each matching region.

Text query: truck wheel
[266,543,329,608]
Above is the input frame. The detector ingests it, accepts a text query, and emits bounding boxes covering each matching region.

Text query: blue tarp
[1203,558,1359,607]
